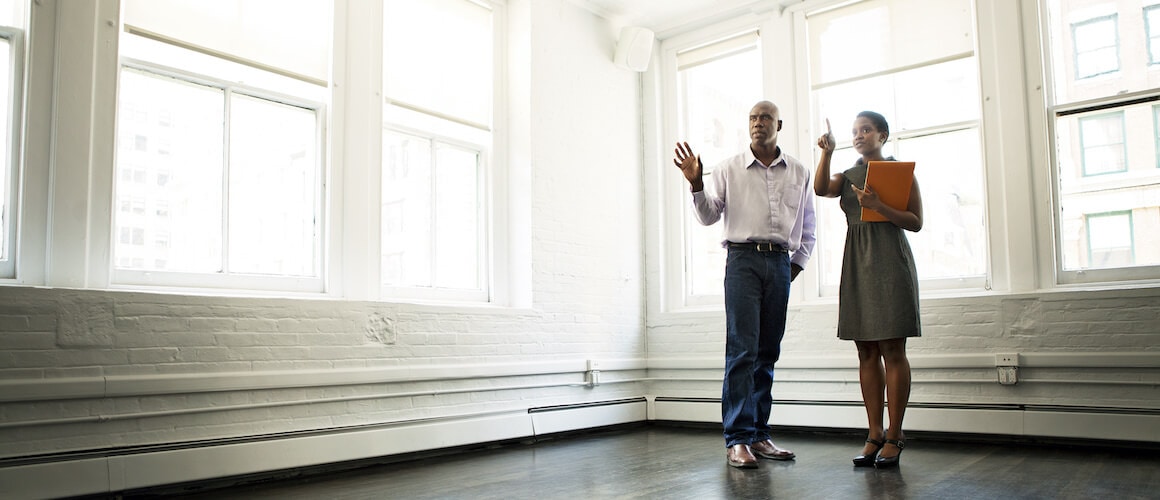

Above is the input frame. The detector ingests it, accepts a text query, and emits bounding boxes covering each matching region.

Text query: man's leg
[722,248,762,448]
[749,252,794,461]
[752,252,790,441]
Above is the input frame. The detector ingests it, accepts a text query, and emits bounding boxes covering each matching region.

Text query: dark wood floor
[140,424,1158,499]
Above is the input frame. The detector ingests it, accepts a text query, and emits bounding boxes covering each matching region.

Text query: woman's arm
[852,179,923,232]
[814,119,844,197]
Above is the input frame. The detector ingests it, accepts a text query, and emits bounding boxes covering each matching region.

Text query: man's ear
[776,120,783,131]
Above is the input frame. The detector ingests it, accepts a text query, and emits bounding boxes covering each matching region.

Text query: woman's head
[852,111,889,156]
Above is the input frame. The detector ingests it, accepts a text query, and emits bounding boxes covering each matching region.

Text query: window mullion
[429,139,439,288]
[221,88,232,275]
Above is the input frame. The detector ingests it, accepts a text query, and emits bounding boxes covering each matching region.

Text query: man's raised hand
[674,142,704,192]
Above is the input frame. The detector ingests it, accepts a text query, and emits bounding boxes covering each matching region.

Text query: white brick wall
[648,289,1160,409]
[0,0,647,461]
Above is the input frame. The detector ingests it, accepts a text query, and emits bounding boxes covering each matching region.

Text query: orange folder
[860,161,915,222]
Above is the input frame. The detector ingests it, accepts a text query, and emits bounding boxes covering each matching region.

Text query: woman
[814,111,922,468]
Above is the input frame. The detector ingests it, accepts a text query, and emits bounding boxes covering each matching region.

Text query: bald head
[749,101,783,152]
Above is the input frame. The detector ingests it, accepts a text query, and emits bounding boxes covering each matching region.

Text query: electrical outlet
[997,366,1018,385]
[995,353,1020,367]
[587,359,601,371]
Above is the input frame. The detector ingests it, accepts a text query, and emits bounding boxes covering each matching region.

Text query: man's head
[749,101,782,151]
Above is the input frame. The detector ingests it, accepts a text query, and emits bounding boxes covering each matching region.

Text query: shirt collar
[746,146,785,169]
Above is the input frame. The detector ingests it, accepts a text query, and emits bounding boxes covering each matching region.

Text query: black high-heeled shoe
[852,437,885,467]
[874,439,905,468]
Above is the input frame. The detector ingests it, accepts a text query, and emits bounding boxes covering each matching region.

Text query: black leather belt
[728,242,787,253]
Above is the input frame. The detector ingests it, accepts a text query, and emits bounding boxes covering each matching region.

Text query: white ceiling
[566,0,797,35]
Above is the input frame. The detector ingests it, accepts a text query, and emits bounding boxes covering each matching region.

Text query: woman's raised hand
[817,118,836,153]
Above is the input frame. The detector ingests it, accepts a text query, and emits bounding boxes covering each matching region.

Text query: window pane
[384,0,492,126]
[227,94,319,277]
[898,129,987,280]
[1078,112,1126,175]
[1086,212,1133,268]
[806,0,974,86]
[677,39,761,298]
[382,131,433,288]
[816,147,862,290]
[0,37,9,261]
[433,144,481,290]
[122,0,332,84]
[687,175,724,297]
[1054,103,1160,271]
[0,0,24,26]
[1046,1,1160,278]
[816,57,979,134]
[1046,2,1157,105]
[115,69,224,273]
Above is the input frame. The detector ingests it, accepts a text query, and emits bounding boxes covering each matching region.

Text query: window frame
[379,124,491,303]
[378,0,502,305]
[0,24,23,280]
[800,0,989,296]
[1039,0,1160,285]
[658,16,770,312]
[111,52,328,294]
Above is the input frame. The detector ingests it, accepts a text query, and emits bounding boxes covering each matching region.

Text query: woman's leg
[879,338,911,458]
[856,340,885,455]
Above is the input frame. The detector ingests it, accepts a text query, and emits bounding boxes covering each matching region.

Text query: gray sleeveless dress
[837,160,921,341]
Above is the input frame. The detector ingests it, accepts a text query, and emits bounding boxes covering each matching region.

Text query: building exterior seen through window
[1047,0,1160,273]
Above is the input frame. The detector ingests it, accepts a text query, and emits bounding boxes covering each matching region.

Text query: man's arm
[790,172,817,282]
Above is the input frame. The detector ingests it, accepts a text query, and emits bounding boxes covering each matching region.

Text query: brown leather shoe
[750,439,796,460]
[726,444,759,468]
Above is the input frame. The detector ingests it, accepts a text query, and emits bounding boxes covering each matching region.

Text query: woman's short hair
[856,111,890,138]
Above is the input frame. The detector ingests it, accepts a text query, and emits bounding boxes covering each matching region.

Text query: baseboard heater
[0,399,649,500]
[650,397,1160,443]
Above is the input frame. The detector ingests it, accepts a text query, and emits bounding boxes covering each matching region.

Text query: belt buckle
[757,242,774,252]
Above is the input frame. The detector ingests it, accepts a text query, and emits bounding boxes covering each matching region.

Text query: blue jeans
[722,246,791,447]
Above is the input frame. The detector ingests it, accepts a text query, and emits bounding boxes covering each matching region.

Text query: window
[1085,211,1133,268]
[0,0,26,279]
[381,0,495,302]
[805,0,986,293]
[114,0,330,291]
[1147,5,1160,65]
[1072,15,1118,79]
[1078,112,1126,176]
[1155,105,1160,168]
[673,31,762,306]
[1045,1,1160,279]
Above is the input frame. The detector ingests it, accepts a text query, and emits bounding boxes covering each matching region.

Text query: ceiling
[566,0,798,35]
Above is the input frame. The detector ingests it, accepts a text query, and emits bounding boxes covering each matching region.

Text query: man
[673,100,816,469]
